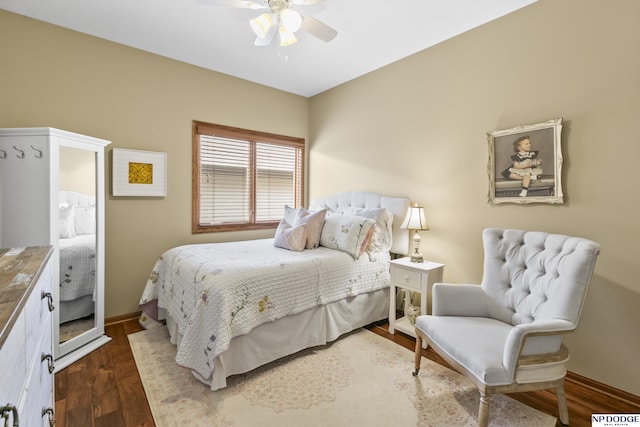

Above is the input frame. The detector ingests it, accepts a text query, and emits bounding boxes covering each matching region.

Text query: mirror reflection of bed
[58,147,97,346]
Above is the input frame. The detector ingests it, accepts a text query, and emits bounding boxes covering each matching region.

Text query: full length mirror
[57,146,98,354]
[0,127,110,369]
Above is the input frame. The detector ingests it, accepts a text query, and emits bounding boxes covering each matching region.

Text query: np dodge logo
[592,414,640,426]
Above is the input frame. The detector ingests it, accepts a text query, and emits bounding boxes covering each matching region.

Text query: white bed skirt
[59,295,94,324]
[160,287,390,391]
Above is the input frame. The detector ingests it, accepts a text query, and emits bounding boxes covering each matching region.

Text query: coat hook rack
[13,146,25,159]
[31,145,43,158]
[0,149,6,159]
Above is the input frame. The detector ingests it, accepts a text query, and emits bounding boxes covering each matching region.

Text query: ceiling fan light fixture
[249,12,273,38]
[278,25,298,46]
[239,0,336,47]
[279,9,302,33]
[254,23,277,46]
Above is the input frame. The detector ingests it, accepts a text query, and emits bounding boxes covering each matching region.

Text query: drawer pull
[0,404,19,427]
[42,408,55,426]
[41,291,55,312]
[41,353,55,374]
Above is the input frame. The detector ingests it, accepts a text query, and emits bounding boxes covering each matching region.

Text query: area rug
[128,327,556,427]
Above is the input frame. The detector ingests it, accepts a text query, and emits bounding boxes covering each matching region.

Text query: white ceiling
[0,0,537,97]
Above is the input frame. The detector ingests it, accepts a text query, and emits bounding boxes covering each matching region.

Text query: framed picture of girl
[487,118,563,205]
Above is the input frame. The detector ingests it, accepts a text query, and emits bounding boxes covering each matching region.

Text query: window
[192,121,304,233]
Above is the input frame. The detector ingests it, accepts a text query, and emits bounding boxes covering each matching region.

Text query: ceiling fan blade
[197,0,266,9]
[301,14,337,42]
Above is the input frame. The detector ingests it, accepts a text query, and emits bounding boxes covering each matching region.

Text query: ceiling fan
[199,0,338,47]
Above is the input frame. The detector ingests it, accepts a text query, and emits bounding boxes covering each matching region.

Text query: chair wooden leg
[556,383,569,425]
[413,335,422,376]
[478,393,490,427]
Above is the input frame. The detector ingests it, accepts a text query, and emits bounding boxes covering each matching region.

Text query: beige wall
[60,146,96,195]
[0,11,308,323]
[1,0,639,395]
[309,0,640,394]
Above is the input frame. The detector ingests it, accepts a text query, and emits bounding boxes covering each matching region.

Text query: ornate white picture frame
[112,148,167,197]
[487,118,563,205]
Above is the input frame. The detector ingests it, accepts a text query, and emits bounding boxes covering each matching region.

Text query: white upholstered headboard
[309,190,411,255]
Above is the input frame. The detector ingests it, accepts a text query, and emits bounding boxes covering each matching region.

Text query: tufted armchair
[412,228,600,426]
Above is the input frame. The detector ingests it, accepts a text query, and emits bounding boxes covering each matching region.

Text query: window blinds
[197,133,303,227]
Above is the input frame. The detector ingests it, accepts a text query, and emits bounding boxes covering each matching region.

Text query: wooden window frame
[192,120,305,233]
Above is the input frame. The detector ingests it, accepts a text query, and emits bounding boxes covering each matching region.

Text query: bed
[58,190,97,323]
[139,190,410,390]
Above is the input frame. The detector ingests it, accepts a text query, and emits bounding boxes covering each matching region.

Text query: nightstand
[388,257,445,339]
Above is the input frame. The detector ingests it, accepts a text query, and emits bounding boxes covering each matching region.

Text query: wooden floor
[54,318,640,427]
[55,319,154,427]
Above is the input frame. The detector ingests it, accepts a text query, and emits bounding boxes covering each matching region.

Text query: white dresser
[0,246,55,427]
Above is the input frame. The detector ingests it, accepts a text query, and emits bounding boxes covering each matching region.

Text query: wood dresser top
[0,246,53,350]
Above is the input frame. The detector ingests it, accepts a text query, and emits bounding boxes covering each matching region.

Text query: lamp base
[410,229,424,263]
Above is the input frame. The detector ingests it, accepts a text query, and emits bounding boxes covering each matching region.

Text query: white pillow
[344,207,394,253]
[59,205,76,239]
[75,206,96,235]
[283,204,297,224]
[294,208,327,249]
[319,213,375,259]
[273,219,308,252]
[282,205,327,249]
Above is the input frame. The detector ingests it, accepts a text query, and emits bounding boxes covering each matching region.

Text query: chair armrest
[503,319,575,372]
[514,319,576,336]
[432,283,493,317]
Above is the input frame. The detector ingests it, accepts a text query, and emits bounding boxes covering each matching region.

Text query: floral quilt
[139,238,390,379]
[59,234,96,301]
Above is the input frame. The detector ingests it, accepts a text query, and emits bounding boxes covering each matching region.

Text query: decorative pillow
[344,207,394,253]
[319,213,375,259]
[74,206,96,235]
[283,204,297,224]
[294,208,327,249]
[59,205,76,239]
[273,219,308,252]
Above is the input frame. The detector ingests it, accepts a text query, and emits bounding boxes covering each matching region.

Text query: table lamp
[400,203,429,263]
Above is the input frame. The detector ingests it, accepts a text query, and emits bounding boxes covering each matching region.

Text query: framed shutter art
[112,148,167,197]
[192,121,305,233]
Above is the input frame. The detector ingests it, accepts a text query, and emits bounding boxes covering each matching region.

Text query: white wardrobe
[0,127,111,369]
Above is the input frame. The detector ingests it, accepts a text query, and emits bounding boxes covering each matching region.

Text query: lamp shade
[400,203,429,231]
[280,9,302,33]
[278,24,298,46]
[250,13,274,39]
